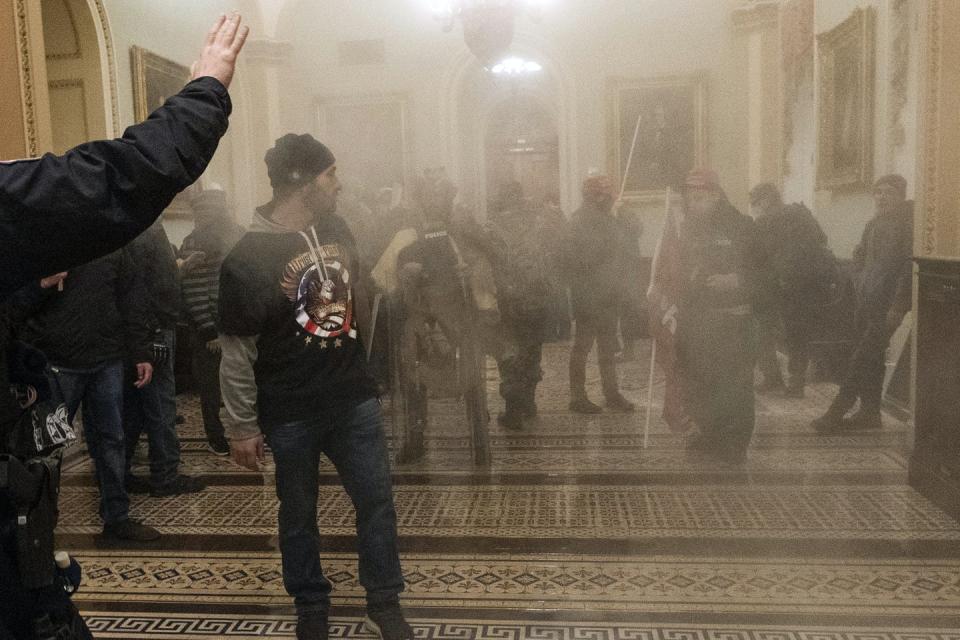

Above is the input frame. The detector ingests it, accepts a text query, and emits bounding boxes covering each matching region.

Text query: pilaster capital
[732,0,780,32]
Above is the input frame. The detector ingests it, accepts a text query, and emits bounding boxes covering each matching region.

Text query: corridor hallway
[57,341,960,639]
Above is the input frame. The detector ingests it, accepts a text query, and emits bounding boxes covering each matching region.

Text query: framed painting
[315,94,411,196]
[131,46,196,217]
[608,74,707,200]
[816,7,876,190]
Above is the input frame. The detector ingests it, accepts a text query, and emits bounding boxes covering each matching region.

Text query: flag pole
[619,113,643,201]
[644,342,657,450]
[643,186,671,449]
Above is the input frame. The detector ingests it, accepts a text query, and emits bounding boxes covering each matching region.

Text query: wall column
[235,37,293,211]
[917,0,960,259]
[732,1,783,192]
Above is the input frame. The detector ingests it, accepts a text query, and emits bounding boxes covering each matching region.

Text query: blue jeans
[123,329,181,488]
[51,361,129,525]
[266,398,404,614]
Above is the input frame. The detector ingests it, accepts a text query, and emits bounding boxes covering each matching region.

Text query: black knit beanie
[264,134,336,191]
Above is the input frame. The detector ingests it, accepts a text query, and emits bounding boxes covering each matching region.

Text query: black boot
[398,421,426,463]
[296,611,329,640]
[497,403,524,431]
[842,408,882,430]
[811,407,847,433]
[605,393,636,413]
[569,396,603,414]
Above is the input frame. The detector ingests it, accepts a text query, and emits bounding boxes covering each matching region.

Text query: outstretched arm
[0,14,249,300]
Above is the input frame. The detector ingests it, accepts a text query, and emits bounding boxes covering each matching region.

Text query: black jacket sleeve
[0,76,232,301]
[117,248,155,365]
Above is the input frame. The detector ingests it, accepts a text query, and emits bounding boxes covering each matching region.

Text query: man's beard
[305,184,338,219]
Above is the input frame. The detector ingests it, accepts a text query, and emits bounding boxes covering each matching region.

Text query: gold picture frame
[130,46,196,218]
[816,7,876,190]
[314,93,412,195]
[607,74,707,200]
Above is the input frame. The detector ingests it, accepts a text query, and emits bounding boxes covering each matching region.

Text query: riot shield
[386,285,490,466]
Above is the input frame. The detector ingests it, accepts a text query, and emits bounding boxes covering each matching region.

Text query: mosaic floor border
[56,484,960,541]
[71,550,960,616]
[62,448,909,479]
[79,614,960,640]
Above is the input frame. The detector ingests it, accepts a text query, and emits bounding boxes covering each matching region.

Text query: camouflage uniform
[486,208,555,425]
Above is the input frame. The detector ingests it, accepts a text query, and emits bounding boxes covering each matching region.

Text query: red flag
[646,202,693,433]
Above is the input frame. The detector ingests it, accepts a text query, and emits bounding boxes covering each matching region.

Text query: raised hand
[191,13,250,89]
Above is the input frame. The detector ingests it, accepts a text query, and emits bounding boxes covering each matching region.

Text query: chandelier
[430,1,548,66]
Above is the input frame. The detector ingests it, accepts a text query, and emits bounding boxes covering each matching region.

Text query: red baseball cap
[582,175,615,198]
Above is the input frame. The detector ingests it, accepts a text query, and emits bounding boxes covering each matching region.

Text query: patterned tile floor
[56,340,960,638]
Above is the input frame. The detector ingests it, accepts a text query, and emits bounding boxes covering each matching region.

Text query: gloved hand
[151,337,171,366]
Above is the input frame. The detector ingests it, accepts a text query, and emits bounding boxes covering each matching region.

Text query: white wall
[783,0,922,259]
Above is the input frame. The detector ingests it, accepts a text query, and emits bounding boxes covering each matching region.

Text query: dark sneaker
[364,603,414,640]
[569,398,603,414]
[150,474,206,498]
[296,611,329,640]
[103,518,161,542]
[207,437,230,456]
[842,409,882,431]
[125,475,152,495]
[606,394,636,413]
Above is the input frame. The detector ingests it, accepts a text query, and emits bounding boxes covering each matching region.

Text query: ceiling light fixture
[429,0,549,66]
[490,56,543,75]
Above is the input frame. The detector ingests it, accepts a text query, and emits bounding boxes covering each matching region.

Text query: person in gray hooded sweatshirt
[218,134,412,640]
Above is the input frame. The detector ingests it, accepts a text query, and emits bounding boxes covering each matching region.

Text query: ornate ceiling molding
[43,0,82,61]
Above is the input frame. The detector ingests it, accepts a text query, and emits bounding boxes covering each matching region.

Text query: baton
[366,293,383,362]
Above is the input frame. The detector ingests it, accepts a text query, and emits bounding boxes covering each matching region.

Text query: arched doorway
[41,0,111,153]
[442,36,578,218]
[484,93,559,211]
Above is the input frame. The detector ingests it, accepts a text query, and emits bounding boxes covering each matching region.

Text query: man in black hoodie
[219,135,412,640]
